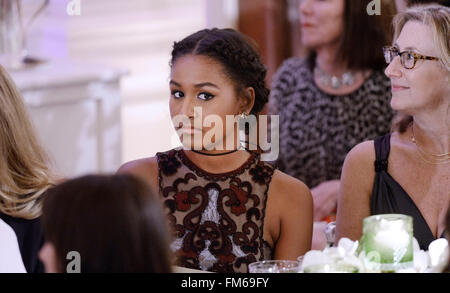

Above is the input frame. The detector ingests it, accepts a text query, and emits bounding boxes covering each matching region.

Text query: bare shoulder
[268,169,313,207]
[117,156,158,173]
[265,169,313,256]
[340,139,377,196]
[337,140,377,241]
[117,157,159,190]
[344,140,376,167]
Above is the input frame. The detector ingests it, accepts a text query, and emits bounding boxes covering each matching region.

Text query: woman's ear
[240,87,255,114]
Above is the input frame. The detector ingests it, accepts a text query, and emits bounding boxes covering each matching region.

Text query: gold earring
[240,112,248,119]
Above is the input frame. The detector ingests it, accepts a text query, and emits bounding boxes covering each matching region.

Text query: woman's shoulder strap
[373,133,391,172]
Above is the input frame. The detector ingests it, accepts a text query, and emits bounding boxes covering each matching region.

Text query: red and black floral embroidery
[227,185,248,216]
[249,162,274,185]
[158,150,182,176]
[174,191,190,211]
[156,148,275,273]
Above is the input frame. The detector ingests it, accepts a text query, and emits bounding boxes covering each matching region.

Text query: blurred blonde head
[0,65,55,219]
[391,4,450,133]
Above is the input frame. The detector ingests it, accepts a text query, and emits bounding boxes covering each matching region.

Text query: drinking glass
[297,255,304,272]
[325,221,336,247]
[303,263,359,273]
[248,260,300,273]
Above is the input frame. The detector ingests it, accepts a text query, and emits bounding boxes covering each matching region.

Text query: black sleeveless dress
[0,212,45,273]
[371,134,446,250]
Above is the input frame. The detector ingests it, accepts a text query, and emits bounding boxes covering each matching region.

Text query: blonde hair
[0,65,55,219]
[394,4,450,70]
[391,4,450,133]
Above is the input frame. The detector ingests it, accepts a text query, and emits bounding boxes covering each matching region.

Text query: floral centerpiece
[301,237,448,273]
[301,214,449,273]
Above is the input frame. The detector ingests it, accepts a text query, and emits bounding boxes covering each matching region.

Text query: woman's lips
[392,85,410,92]
[301,23,314,28]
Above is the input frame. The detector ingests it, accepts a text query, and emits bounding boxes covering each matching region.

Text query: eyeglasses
[382,46,439,69]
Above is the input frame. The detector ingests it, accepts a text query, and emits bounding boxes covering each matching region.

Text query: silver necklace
[314,66,355,90]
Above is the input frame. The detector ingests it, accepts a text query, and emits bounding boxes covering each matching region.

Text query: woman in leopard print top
[268,0,396,231]
[270,57,393,190]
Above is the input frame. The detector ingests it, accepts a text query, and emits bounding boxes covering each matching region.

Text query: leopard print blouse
[156,148,274,273]
[269,58,394,188]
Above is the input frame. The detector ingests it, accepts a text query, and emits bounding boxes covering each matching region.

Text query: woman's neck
[183,132,251,173]
[184,148,251,174]
[313,43,371,96]
[315,43,348,76]
[412,115,450,155]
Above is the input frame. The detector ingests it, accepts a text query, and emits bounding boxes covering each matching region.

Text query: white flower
[337,238,359,256]
[426,238,449,273]
[413,250,429,273]
[300,237,449,273]
[323,247,347,260]
[301,239,365,273]
[301,250,333,270]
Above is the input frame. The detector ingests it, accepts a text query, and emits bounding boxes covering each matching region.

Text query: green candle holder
[361,214,414,272]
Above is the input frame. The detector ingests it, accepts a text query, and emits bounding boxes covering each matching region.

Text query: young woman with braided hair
[118,28,313,273]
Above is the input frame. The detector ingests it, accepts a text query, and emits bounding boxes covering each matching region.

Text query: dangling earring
[238,112,248,132]
[238,112,249,150]
[240,112,249,120]
[238,112,249,128]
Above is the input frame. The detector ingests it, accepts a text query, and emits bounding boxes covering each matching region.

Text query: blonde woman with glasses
[336,5,449,250]
[0,65,55,272]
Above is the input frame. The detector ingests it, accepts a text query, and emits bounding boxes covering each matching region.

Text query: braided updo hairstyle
[170,28,269,115]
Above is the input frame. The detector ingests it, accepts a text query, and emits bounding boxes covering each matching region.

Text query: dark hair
[170,28,269,115]
[308,0,397,71]
[41,174,172,273]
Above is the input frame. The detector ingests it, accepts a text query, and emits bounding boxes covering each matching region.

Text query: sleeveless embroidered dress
[156,148,275,273]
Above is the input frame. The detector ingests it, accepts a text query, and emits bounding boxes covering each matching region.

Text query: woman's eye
[406,52,414,61]
[171,90,184,99]
[198,92,214,101]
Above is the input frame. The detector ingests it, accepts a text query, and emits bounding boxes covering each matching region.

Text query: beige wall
[24,0,238,164]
